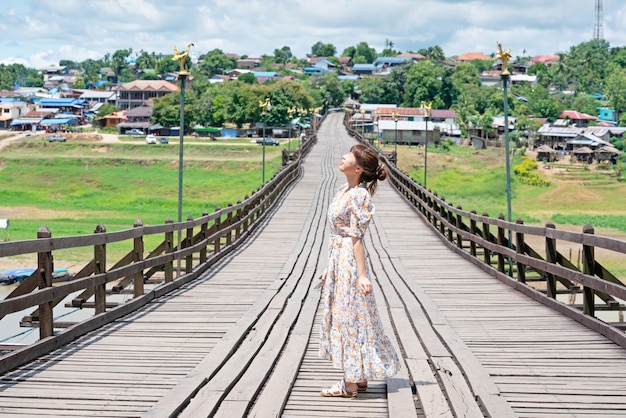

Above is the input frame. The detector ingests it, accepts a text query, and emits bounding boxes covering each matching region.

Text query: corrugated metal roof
[40,118,76,125]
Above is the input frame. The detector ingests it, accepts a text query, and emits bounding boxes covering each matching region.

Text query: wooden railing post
[235,201,242,241]
[515,218,526,284]
[200,211,209,264]
[446,201,454,242]
[37,226,54,339]
[133,219,144,298]
[214,206,222,254]
[482,213,491,266]
[164,218,174,283]
[243,196,250,233]
[185,214,194,274]
[582,223,596,316]
[469,210,477,257]
[545,222,557,299]
[94,223,107,315]
[431,192,438,228]
[438,196,446,236]
[497,213,506,273]
[455,206,463,250]
[226,203,233,247]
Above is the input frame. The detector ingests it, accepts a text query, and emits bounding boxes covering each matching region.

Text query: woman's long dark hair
[350,144,387,196]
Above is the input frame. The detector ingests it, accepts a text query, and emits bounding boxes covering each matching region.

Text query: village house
[0,99,29,129]
[114,80,179,110]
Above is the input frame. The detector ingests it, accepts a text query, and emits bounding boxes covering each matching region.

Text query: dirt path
[0,132,33,151]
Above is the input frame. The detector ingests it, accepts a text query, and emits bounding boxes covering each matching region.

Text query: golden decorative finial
[420,101,432,118]
[259,97,271,115]
[172,43,194,75]
[496,42,511,76]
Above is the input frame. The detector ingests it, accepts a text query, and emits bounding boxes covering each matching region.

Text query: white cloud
[2,0,625,68]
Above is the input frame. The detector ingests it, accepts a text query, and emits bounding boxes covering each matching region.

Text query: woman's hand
[357,276,372,295]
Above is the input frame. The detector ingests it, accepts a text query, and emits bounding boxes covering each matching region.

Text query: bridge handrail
[345,114,626,348]
[0,124,320,374]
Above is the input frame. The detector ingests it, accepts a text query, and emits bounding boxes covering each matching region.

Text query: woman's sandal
[320,380,357,398]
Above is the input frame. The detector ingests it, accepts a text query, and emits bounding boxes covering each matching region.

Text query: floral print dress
[319,183,400,382]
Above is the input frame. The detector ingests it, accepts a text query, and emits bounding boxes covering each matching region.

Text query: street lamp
[391,110,399,165]
[173,42,193,277]
[172,43,193,227]
[421,101,432,188]
[497,42,513,274]
[259,98,271,184]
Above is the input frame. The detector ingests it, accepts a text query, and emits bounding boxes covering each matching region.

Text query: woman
[319,143,400,398]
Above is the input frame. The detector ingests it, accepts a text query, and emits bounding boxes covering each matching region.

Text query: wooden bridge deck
[1,114,626,417]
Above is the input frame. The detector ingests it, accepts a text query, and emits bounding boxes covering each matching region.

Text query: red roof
[560,110,597,120]
[529,55,560,65]
[376,107,423,117]
[396,52,427,61]
[456,52,492,61]
[375,107,455,119]
[115,80,179,92]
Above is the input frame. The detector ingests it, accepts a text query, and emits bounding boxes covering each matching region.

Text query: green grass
[394,143,626,233]
[0,139,286,241]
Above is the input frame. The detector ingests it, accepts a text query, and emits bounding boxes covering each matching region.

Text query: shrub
[513,156,550,186]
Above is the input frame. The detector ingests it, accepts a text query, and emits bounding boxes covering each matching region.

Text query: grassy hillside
[0,135,287,241]
[390,142,626,234]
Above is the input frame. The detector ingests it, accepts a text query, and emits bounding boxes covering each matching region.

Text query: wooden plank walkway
[1,113,626,417]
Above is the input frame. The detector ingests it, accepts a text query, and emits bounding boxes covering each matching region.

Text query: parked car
[45,135,67,142]
[127,129,144,137]
[160,137,169,144]
[146,134,157,144]
[256,137,280,146]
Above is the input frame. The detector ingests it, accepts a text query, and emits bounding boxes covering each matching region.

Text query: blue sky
[2,0,626,68]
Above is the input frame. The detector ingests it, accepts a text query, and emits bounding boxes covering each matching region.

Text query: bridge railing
[345,115,626,348]
[0,126,319,374]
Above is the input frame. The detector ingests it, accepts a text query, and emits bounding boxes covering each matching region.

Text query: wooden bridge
[1,113,626,417]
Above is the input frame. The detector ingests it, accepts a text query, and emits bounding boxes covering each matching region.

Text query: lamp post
[421,101,432,188]
[497,42,513,275]
[259,98,271,184]
[173,43,193,277]
[391,110,399,165]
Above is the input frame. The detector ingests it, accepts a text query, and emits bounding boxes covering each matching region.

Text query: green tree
[156,55,180,75]
[96,103,119,117]
[59,60,80,70]
[152,91,197,131]
[451,92,476,137]
[342,42,377,64]
[381,39,399,57]
[358,77,386,104]
[198,49,236,77]
[273,46,293,65]
[403,61,445,108]
[111,48,132,81]
[238,72,257,84]
[605,68,626,114]
[565,39,611,93]
[452,62,480,88]
[135,50,158,70]
[310,41,337,57]
[479,111,494,140]
[309,72,348,107]
[417,45,446,61]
